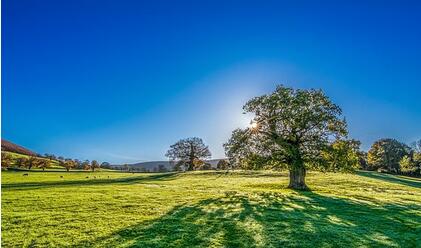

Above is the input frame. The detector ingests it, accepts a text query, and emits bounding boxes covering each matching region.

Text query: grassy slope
[1,170,420,248]
[3,151,62,169]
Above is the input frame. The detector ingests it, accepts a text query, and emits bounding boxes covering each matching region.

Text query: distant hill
[1,139,37,156]
[114,159,223,171]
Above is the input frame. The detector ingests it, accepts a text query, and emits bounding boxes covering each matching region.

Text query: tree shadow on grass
[357,171,421,188]
[186,170,287,178]
[2,172,179,190]
[73,191,420,248]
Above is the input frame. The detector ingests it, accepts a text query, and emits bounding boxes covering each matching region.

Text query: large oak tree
[224,85,356,190]
[166,137,211,171]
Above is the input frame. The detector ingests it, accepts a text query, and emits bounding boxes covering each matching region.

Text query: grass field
[1,170,420,247]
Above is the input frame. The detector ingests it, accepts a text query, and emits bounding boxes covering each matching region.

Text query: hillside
[1,139,36,156]
[2,170,420,247]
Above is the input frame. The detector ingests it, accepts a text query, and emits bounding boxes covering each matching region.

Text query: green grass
[2,170,420,247]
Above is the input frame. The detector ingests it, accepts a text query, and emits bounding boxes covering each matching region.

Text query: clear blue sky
[2,0,421,163]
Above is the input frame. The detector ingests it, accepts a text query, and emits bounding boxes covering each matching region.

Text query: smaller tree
[101,162,111,169]
[165,137,211,171]
[216,159,230,170]
[367,138,410,173]
[399,155,417,175]
[1,153,13,169]
[195,160,212,170]
[82,160,90,170]
[321,139,361,172]
[62,160,76,172]
[73,159,82,169]
[91,160,100,172]
[38,159,50,171]
[411,140,421,175]
[16,157,29,168]
[27,156,38,170]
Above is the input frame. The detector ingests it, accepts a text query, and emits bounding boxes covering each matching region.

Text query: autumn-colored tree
[1,153,13,169]
[61,160,76,172]
[27,156,38,170]
[37,159,50,171]
[16,157,29,168]
[82,160,90,170]
[91,160,100,172]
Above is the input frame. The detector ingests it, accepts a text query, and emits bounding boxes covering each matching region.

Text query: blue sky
[2,0,421,163]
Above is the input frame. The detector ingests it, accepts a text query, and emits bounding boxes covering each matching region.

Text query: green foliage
[224,85,351,189]
[166,137,211,171]
[367,138,410,172]
[2,171,420,247]
[399,155,417,174]
[100,162,111,169]
[320,139,361,172]
[216,159,230,170]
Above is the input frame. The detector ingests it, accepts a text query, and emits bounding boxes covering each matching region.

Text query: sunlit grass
[2,170,420,247]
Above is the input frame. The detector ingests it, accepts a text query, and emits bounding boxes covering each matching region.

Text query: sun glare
[249,121,258,130]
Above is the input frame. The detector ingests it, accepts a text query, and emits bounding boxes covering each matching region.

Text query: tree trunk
[187,160,194,171]
[288,166,308,190]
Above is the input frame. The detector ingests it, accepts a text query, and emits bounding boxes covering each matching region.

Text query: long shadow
[357,171,421,188]
[2,172,178,190]
[72,191,420,248]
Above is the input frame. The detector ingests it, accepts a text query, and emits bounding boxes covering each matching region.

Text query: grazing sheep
[60,176,63,178]
[23,173,28,176]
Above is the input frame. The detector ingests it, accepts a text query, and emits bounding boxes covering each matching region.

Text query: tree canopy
[166,137,211,171]
[224,85,355,189]
[367,138,410,173]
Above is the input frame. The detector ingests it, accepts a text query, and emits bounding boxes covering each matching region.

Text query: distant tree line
[1,152,109,172]
[363,138,421,176]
